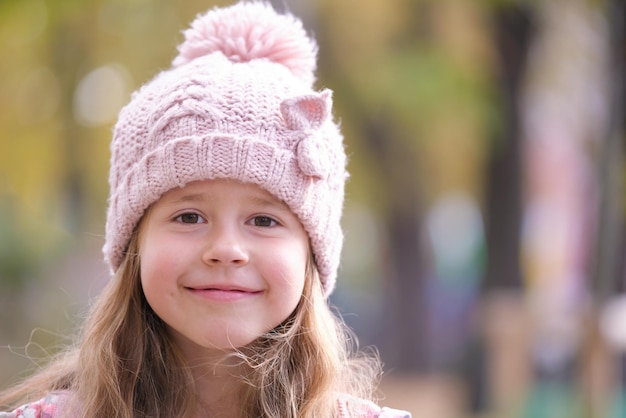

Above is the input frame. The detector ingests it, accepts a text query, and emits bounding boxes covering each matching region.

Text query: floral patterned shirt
[1,392,411,417]
[337,394,411,418]
[0,393,63,418]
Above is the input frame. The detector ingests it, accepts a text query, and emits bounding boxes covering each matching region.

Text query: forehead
[159,179,288,208]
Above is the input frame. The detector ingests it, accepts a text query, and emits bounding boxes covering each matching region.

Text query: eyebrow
[248,195,290,211]
[169,193,208,204]
[167,191,289,210]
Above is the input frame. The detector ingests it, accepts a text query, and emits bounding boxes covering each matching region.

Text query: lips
[185,285,263,302]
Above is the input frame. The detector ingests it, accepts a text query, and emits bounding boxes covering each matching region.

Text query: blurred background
[0,0,624,416]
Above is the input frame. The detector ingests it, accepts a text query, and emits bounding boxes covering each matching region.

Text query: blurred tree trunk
[593,0,626,405]
[482,4,535,292]
[468,3,536,414]
[365,113,429,373]
[592,0,626,299]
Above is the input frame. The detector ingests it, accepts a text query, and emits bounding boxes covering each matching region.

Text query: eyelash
[173,213,279,227]
[250,215,279,227]
[175,212,205,224]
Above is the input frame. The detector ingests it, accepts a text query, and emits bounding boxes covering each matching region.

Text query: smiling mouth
[186,286,259,292]
[185,287,263,302]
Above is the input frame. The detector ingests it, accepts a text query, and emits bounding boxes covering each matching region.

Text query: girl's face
[138,179,309,356]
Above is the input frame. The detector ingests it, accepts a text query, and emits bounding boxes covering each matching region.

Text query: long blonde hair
[0,226,381,417]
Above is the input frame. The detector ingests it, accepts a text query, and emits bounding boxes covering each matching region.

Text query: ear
[280,89,332,130]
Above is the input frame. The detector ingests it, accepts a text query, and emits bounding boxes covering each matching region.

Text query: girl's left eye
[251,216,277,227]
[176,213,204,224]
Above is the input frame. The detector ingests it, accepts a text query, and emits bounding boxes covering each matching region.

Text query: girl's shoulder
[0,392,67,418]
[337,394,412,418]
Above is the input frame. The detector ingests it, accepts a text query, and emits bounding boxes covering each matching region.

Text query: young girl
[0,2,411,417]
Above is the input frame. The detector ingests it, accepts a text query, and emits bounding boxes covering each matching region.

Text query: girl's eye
[176,213,204,224]
[252,216,277,227]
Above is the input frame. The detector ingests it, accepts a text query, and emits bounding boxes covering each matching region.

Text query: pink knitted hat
[103,1,347,295]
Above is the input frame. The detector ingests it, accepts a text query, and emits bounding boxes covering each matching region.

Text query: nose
[201,225,249,266]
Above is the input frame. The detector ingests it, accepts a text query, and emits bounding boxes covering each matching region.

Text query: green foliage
[354,45,499,139]
[0,200,68,288]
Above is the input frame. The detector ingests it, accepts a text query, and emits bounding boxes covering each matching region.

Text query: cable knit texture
[103,1,347,295]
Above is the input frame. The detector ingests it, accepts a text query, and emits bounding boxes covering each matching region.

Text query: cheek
[139,237,186,291]
[266,247,308,310]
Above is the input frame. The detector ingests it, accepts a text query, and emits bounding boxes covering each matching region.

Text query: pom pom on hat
[173,1,318,86]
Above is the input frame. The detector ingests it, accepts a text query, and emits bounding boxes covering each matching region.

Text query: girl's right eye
[175,213,204,224]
